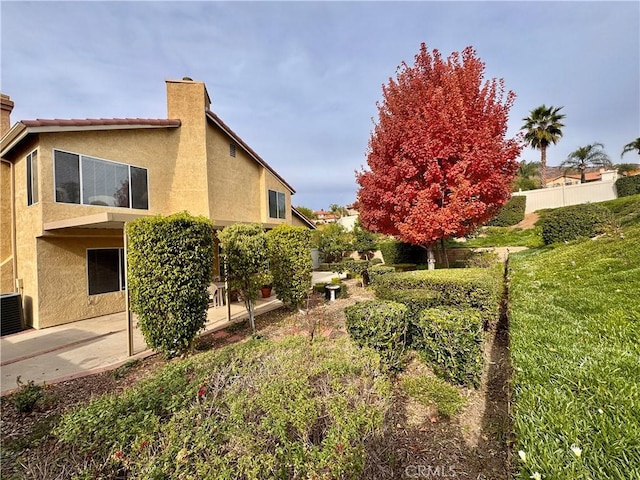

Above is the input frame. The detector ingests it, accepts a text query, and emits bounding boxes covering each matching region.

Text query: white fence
[513,175,618,213]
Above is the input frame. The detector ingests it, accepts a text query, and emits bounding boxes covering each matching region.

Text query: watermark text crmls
[405,464,457,478]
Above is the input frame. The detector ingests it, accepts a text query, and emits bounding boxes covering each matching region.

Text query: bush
[487,195,526,226]
[344,300,409,371]
[313,282,348,298]
[127,212,214,357]
[400,375,465,417]
[369,264,396,284]
[12,379,43,413]
[615,175,640,197]
[313,223,351,263]
[412,307,484,387]
[378,240,426,265]
[218,223,270,332]
[266,225,312,309]
[540,203,617,245]
[391,263,417,272]
[373,269,501,327]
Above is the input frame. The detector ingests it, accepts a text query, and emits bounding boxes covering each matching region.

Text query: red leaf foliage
[356,44,522,245]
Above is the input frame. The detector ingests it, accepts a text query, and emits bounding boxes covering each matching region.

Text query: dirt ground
[514,212,539,229]
[1,279,512,479]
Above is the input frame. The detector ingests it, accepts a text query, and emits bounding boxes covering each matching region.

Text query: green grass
[452,226,544,248]
[598,193,640,227]
[509,224,640,479]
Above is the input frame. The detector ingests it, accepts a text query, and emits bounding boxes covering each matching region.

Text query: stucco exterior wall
[37,129,180,222]
[262,169,291,225]
[1,161,14,292]
[36,234,125,328]
[166,80,210,217]
[205,124,263,223]
[10,144,42,326]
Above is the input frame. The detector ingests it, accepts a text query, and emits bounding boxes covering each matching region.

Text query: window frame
[26,149,39,206]
[86,247,126,296]
[53,149,149,210]
[268,189,286,220]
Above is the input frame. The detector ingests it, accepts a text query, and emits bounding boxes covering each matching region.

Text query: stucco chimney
[1,94,14,137]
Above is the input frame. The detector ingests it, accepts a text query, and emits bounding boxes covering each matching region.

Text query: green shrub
[219,223,269,332]
[369,264,395,284]
[391,263,417,272]
[412,307,484,387]
[56,337,393,479]
[615,175,640,197]
[464,250,500,268]
[598,194,640,227]
[313,282,348,298]
[313,223,351,263]
[127,212,214,357]
[266,224,312,309]
[373,269,501,327]
[540,203,617,245]
[487,195,526,226]
[344,300,409,371]
[400,375,465,417]
[12,379,43,413]
[378,240,426,265]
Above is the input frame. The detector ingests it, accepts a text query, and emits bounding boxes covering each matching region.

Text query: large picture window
[26,150,38,205]
[268,190,286,219]
[54,150,148,209]
[87,248,125,295]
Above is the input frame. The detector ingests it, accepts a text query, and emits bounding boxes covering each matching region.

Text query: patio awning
[44,212,151,232]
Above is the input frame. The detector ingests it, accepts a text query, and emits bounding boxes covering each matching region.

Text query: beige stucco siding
[206,125,263,223]
[36,235,125,328]
[262,169,292,225]
[1,161,14,292]
[36,130,182,223]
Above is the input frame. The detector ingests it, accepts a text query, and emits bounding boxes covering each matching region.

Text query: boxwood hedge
[412,307,484,387]
[487,195,526,227]
[540,203,616,245]
[344,300,409,371]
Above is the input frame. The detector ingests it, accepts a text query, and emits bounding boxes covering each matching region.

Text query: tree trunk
[246,299,255,333]
[580,165,586,184]
[427,245,436,270]
[440,238,449,269]
[540,146,547,186]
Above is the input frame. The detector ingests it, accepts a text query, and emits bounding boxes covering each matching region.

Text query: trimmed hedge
[313,282,348,298]
[615,175,640,197]
[127,212,214,357]
[266,225,312,309]
[540,203,617,245]
[373,268,501,327]
[487,195,526,227]
[412,307,484,387]
[378,240,426,265]
[344,300,409,371]
[369,265,396,284]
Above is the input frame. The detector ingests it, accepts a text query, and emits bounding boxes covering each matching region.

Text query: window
[268,190,286,219]
[26,150,38,205]
[87,248,125,295]
[54,150,148,209]
[229,144,236,157]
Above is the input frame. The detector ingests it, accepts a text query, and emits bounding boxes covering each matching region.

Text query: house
[544,168,617,188]
[0,78,314,330]
[314,210,338,224]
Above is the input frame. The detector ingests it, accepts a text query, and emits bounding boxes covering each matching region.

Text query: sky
[2,1,639,210]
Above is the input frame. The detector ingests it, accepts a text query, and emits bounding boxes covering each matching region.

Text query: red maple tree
[356,44,521,265]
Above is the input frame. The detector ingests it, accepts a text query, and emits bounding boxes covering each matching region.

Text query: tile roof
[21,118,181,127]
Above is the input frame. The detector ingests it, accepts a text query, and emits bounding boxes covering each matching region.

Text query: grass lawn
[509,223,640,479]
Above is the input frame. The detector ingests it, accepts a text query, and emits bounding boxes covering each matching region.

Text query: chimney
[1,94,14,137]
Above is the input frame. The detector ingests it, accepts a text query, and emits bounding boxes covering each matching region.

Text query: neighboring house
[545,168,616,188]
[0,79,313,330]
[314,210,338,224]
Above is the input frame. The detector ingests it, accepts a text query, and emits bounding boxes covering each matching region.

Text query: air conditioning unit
[1,293,23,336]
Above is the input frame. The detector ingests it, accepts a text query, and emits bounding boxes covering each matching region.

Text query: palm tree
[621,137,640,158]
[561,143,612,183]
[521,105,566,184]
[512,160,541,191]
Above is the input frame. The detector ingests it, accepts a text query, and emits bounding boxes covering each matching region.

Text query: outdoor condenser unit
[1,293,23,336]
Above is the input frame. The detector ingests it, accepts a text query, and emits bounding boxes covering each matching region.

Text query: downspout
[1,158,18,294]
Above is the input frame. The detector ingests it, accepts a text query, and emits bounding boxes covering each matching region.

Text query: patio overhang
[43,212,151,232]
